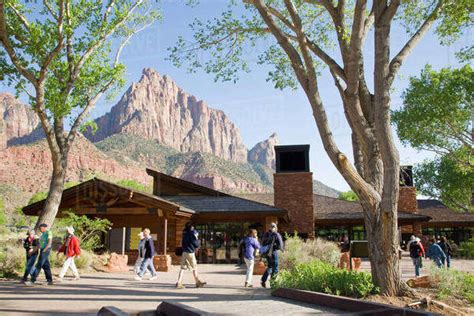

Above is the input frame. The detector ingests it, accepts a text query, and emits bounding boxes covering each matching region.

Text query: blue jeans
[138,257,156,277]
[412,257,421,277]
[261,251,279,283]
[442,255,451,268]
[31,249,52,283]
[22,253,38,281]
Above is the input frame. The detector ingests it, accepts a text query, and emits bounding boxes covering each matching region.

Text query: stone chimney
[274,145,314,238]
[398,165,418,214]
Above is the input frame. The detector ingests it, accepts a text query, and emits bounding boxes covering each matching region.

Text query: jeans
[432,257,443,268]
[22,253,38,281]
[244,258,254,284]
[442,255,451,268]
[412,257,421,277]
[31,248,52,283]
[59,257,79,278]
[261,251,279,283]
[138,257,156,277]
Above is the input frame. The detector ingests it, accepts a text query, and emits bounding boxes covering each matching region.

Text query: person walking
[57,227,81,281]
[135,228,157,281]
[409,237,423,277]
[21,229,39,283]
[426,238,446,268]
[438,236,452,268]
[27,223,53,286]
[260,223,283,288]
[240,229,260,287]
[134,232,146,274]
[176,222,206,289]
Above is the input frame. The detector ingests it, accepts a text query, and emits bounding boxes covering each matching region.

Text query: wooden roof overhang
[193,210,290,223]
[22,178,194,218]
[314,213,431,227]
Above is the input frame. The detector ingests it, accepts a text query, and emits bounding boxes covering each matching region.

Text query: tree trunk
[34,153,68,229]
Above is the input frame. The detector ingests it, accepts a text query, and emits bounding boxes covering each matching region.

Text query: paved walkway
[0,264,342,316]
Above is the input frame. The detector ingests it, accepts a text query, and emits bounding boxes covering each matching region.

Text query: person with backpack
[27,223,53,286]
[175,222,206,289]
[260,223,283,288]
[239,229,260,287]
[438,236,452,268]
[21,229,39,283]
[409,237,423,277]
[135,228,157,281]
[426,237,446,268]
[57,226,81,281]
[134,232,146,274]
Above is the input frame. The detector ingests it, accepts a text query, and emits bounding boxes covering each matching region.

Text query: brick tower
[273,145,314,238]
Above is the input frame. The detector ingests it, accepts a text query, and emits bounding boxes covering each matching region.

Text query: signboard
[129,227,142,250]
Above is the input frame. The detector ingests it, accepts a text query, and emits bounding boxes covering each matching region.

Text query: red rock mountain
[0,93,40,148]
[248,133,279,169]
[85,68,250,164]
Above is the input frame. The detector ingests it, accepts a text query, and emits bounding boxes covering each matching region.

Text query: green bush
[0,242,25,278]
[279,234,340,270]
[429,263,474,303]
[272,260,379,298]
[459,238,474,259]
[54,212,111,251]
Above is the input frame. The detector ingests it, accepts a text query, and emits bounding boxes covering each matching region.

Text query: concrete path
[0,264,343,316]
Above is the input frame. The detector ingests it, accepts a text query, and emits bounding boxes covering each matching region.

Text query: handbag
[175,247,183,256]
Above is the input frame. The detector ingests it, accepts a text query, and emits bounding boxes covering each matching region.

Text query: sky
[2,2,472,192]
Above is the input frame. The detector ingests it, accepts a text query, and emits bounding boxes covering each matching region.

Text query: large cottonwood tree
[0,0,160,228]
[169,0,472,295]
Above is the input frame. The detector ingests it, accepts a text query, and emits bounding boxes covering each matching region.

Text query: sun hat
[66,226,75,234]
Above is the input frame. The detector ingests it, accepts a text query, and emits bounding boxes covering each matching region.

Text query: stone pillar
[274,172,314,237]
[154,255,172,272]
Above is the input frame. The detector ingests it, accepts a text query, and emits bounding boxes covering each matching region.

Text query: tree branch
[388,0,443,86]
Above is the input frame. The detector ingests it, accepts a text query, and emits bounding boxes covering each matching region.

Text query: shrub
[54,249,94,270]
[54,212,111,251]
[429,263,474,303]
[459,238,474,259]
[0,242,25,278]
[272,260,378,298]
[279,234,340,270]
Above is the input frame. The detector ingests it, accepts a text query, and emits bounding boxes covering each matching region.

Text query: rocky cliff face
[0,134,150,195]
[0,93,40,146]
[248,133,278,169]
[85,68,249,163]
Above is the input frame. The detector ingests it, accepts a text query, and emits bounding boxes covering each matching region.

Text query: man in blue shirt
[27,223,53,286]
[175,222,206,289]
[260,223,283,288]
[426,237,446,268]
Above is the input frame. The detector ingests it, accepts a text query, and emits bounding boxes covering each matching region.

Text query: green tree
[0,1,160,229]
[393,65,473,212]
[0,197,6,226]
[339,191,359,202]
[169,0,471,295]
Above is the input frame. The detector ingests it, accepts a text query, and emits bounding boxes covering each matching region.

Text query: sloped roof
[236,193,431,225]
[417,199,474,226]
[22,178,194,216]
[163,195,285,214]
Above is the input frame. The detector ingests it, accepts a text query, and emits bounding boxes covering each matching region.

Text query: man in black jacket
[135,228,157,281]
[260,223,283,288]
[21,230,39,283]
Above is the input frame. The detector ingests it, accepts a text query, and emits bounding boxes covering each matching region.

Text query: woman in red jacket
[57,226,81,281]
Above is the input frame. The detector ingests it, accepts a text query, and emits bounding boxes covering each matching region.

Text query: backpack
[260,234,276,258]
[238,239,245,260]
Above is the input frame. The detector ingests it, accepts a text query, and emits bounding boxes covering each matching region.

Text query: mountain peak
[84,68,248,163]
[248,133,279,169]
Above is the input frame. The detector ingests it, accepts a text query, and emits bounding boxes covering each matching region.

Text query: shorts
[180,252,198,270]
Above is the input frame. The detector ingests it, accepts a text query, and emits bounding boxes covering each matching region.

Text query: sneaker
[247,284,253,288]
[73,277,80,281]
[134,276,142,281]
[175,283,185,289]
[149,276,157,281]
[261,281,266,288]
[56,277,63,282]
[47,281,54,286]
[196,280,207,288]
[24,281,34,286]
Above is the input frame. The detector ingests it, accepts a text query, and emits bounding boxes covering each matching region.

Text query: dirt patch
[366,289,473,315]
